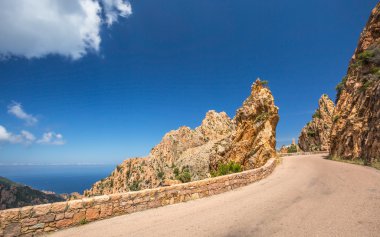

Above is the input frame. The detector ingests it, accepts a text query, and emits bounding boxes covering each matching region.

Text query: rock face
[0,176,64,210]
[85,79,279,196]
[298,94,335,151]
[330,3,380,162]
[211,81,279,169]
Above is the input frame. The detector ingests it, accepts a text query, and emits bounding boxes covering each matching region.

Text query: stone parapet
[278,151,329,157]
[0,158,276,237]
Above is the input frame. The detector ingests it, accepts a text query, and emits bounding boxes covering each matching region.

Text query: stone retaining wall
[278,151,329,157]
[0,158,276,237]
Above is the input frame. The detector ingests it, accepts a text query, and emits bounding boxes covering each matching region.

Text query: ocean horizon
[0,164,116,194]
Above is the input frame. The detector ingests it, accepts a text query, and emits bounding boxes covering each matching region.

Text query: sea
[0,164,116,194]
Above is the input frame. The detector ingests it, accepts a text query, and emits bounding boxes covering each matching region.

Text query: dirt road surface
[50,154,380,237]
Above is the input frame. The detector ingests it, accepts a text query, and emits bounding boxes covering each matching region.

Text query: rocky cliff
[298,94,335,151]
[0,177,64,210]
[330,3,380,163]
[210,80,279,169]
[85,79,279,196]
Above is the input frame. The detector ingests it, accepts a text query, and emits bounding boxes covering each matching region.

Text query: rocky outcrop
[85,112,236,196]
[210,80,279,169]
[85,79,279,196]
[330,3,380,163]
[298,94,335,151]
[279,139,302,153]
[0,177,64,210]
[279,146,289,153]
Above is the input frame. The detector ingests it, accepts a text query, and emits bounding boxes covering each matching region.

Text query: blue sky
[0,0,378,165]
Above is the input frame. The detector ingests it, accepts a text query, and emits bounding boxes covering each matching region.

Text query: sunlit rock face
[216,79,279,169]
[330,3,380,163]
[298,94,335,152]
[85,79,279,196]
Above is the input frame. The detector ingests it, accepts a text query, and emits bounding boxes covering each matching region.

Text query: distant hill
[0,176,64,210]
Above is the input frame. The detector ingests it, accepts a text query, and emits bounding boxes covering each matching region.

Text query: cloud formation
[0,125,36,145]
[0,125,11,141]
[3,102,65,146]
[8,102,38,126]
[0,125,64,146]
[37,132,65,146]
[101,0,132,26]
[20,130,36,144]
[0,0,132,60]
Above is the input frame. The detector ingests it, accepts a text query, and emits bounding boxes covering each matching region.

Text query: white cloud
[0,125,65,146]
[101,0,132,26]
[0,125,36,145]
[4,102,66,146]
[21,130,36,143]
[8,102,38,126]
[37,132,65,145]
[0,125,12,141]
[0,0,132,60]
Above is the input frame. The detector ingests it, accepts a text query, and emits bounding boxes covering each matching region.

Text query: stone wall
[278,151,329,157]
[0,158,276,237]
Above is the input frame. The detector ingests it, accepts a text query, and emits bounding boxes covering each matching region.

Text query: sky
[0,0,378,165]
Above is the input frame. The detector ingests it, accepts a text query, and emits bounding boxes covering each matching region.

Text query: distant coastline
[0,163,116,166]
[0,164,115,194]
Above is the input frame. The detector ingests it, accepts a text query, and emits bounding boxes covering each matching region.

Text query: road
[50,154,380,237]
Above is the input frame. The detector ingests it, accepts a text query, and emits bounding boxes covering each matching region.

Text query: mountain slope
[0,176,64,210]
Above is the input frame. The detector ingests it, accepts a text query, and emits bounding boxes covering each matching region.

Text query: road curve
[49,154,380,237]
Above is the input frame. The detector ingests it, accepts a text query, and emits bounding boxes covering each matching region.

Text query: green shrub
[157,171,165,179]
[352,47,380,69]
[359,80,374,92]
[174,167,191,183]
[177,171,191,183]
[129,181,140,191]
[312,110,321,119]
[211,161,242,177]
[307,130,316,137]
[255,112,269,123]
[370,66,380,74]
[309,144,321,151]
[336,76,348,102]
[358,50,375,62]
[231,162,242,173]
[173,167,179,176]
[79,219,88,225]
[217,164,230,176]
[287,144,298,153]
